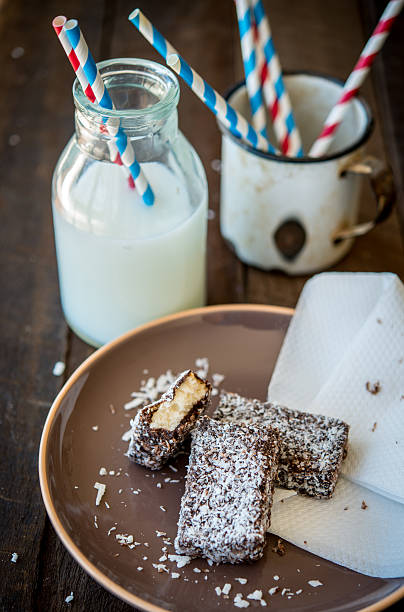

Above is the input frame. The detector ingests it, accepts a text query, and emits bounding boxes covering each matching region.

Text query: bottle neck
[74,107,179,163]
[72,58,180,163]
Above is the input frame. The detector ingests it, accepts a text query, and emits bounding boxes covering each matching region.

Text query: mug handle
[331,155,396,244]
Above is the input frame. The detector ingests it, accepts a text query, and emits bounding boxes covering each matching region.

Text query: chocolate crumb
[377,318,382,324]
[272,538,286,556]
[344,506,349,511]
[361,500,368,510]
[371,422,377,432]
[303,540,307,545]
[366,381,381,395]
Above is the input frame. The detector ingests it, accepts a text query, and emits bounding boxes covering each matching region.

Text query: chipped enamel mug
[219,72,395,275]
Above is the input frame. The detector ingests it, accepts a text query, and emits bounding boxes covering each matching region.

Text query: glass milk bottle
[52,59,208,347]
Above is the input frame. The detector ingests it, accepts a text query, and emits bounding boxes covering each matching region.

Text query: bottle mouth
[73,58,180,127]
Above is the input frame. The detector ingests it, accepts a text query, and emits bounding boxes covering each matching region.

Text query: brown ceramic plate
[39,305,404,611]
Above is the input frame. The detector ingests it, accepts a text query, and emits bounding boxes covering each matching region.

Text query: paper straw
[52,16,127,177]
[251,0,303,157]
[235,0,267,138]
[309,0,404,157]
[129,9,276,154]
[53,16,154,205]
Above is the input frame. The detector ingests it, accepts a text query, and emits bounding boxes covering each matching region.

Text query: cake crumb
[361,500,368,510]
[10,552,18,563]
[371,422,377,432]
[272,538,286,556]
[366,381,381,395]
[65,592,74,604]
[308,580,323,588]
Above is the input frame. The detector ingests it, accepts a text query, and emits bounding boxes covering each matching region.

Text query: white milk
[53,161,207,346]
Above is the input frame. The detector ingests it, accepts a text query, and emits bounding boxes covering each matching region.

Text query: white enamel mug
[219,72,395,274]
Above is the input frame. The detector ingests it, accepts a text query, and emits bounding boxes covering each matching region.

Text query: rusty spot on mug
[274,218,306,261]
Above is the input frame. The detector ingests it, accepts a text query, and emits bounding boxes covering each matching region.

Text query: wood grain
[0,0,403,610]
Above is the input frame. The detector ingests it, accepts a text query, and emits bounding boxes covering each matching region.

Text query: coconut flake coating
[127,370,211,470]
[174,416,279,564]
[214,392,349,498]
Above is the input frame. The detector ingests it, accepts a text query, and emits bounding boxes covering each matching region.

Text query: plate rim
[38,303,404,612]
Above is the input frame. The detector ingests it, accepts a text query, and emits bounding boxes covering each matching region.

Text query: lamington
[214,391,349,498]
[127,370,211,470]
[174,416,279,564]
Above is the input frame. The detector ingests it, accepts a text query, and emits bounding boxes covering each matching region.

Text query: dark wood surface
[0,0,403,610]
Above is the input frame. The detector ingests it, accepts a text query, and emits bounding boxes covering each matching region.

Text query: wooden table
[1,0,403,609]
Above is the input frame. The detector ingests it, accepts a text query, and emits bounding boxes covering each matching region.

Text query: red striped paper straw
[309,0,403,157]
[52,16,135,192]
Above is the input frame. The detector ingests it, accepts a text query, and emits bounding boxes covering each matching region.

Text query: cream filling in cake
[150,373,207,431]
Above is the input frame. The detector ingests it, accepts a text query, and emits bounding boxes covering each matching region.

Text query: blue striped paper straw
[251,0,303,157]
[235,0,267,138]
[129,9,276,154]
[64,19,154,206]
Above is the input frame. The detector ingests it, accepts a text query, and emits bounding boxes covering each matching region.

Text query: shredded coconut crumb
[159,554,168,562]
[107,526,116,536]
[152,563,169,573]
[273,575,279,581]
[171,572,180,579]
[193,567,201,573]
[160,505,167,512]
[235,578,247,585]
[11,552,18,563]
[121,429,132,442]
[296,589,303,595]
[92,425,99,431]
[308,580,323,588]
[99,467,107,476]
[247,590,263,601]
[137,566,143,571]
[94,482,106,506]
[168,554,191,568]
[215,587,222,596]
[156,482,162,488]
[268,587,278,595]
[65,592,74,604]
[234,593,250,608]
[115,534,134,546]
[52,361,65,376]
[156,530,166,537]
[168,464,178,472]
[222,583,232,595]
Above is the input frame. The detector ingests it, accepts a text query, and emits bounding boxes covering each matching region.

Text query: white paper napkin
[270,476,404,578]
[266,272,404,577]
